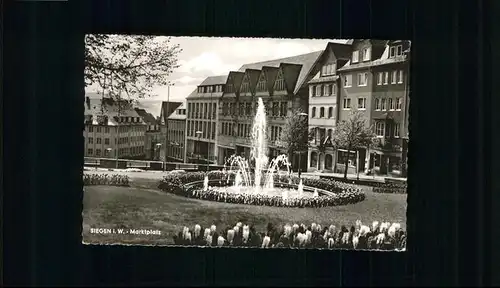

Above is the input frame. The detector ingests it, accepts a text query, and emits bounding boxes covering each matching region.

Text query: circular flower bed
[83,174,130,187]
[158,171,366,208]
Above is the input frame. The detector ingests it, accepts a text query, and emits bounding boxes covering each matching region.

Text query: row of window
[341,97,403,110]
[377,70,404,85]
[187,102,217,119]
[85,125,147,133]
[321,63,337,77]
[269,126,283,142]
[375,122,401,137]
[310,127,334,144]
[87,136,146,145]
[311,106,335,119]
[166,146,184,159]
[186,120,216,139]
[310,83,336,97]
[86,146,144,157]
[341,70,404,88]
[197,85,224,94]
[342,98,366,109]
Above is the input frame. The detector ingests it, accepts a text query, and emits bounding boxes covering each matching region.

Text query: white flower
[328,237,335,248]
[292,224,299,232]
[185,231,192,242]
[217,236,225,247]
[388,225,396,238]
[376,233,385,244]
[236,222,243,228]
[210,225,217,234]
[353,235,359,249]
[206,235,213,246]
[360,225,371,236]
[227,229,235,243]
[305,230,312,244]
[204,228,211,239]
[233,226,240,233]
[284,225,292,237]
[194,224,201,237]
[311,223,317,231]
[242,229,250,242]
[329,225,336,235]
[342,232,350,244]
[262,236,271,248]
[355,220,362,229]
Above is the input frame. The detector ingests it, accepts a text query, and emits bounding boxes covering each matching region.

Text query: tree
[278,108,309,170]
[331,110,376,179]
[85,34,182,105]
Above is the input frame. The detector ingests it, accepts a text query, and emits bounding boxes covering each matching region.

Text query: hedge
[83,174,130,187]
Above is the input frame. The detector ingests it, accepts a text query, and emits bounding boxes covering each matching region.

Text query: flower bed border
[158,171,366,208]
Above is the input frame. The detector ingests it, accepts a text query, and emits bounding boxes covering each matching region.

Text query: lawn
[82,178,407,246]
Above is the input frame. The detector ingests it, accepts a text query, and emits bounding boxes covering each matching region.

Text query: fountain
[214,97,318,199]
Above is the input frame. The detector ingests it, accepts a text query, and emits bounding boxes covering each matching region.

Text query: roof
[84,94,143,126]
[167,101,187,120]
[161,101,183,124]
[238,50,323,94]
[135,108,158,125]
[199,75,228,86]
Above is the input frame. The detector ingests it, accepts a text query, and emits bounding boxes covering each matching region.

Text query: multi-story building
[185,76,226,164]
[337,39,410,177]
[306,42,352,172]
[160,101,186,162]
[135,108,161,160]
[217,51,324,170]
[83,94,147,159]
[157,101,184,162]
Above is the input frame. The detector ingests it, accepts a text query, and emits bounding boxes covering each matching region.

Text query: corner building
[337,39,410,177]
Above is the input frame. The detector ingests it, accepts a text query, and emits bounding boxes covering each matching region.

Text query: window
[352,51,359,63]
[239,103,245,115]
[96,127,101,133]
[104,138,109,145]
[105,127,110,133]
[328,107,334,118]
[97,138,101,144]
[357,73,368,86]
[310,86,315,97]
[392,71,397,84]
[246,103,252,115]
[272,102,279,116]
[88,137,93,144]
[362,47,371,61]
[383,72,389,85]
[381,98,387,110]
[280,102,287,117]
[394,123,400,137]
[312,107,316,118]
[343,75,352,87]
[398,70,404,83]
[274,71,285,91]
[316,85,322,96]
[331,84,336,95]
[377,72,383,85]
[87,148,93,155]
[343,98,351,109]
[358,98,367,109]
[321,63,336,76]
[88,126,93,132]
[396,98,403,110]
[257,74,266,92]
[389,98,395,110]
[323,84,330,96]
[320,107,325,118]
[376,122,385,136]
[390,47,396,58]
[396,45,403,56]
[96,149,101,156]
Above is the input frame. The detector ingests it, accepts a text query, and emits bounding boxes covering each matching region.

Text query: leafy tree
[278,108,309,169]
[331,110,376,179]
[85,34,182,110]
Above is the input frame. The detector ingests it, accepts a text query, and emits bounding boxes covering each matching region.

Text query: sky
[86,36,349,116]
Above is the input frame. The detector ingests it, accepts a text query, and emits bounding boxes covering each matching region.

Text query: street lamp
[195,130,203,171]
[297,112,309,179]
[155,143,163,171]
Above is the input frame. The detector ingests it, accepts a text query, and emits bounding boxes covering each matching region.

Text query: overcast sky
[86,36,348,115]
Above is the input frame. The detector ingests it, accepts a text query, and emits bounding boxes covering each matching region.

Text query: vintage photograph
[83,36,409,250]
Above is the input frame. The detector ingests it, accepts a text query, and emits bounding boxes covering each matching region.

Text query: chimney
[86,97,91,110]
